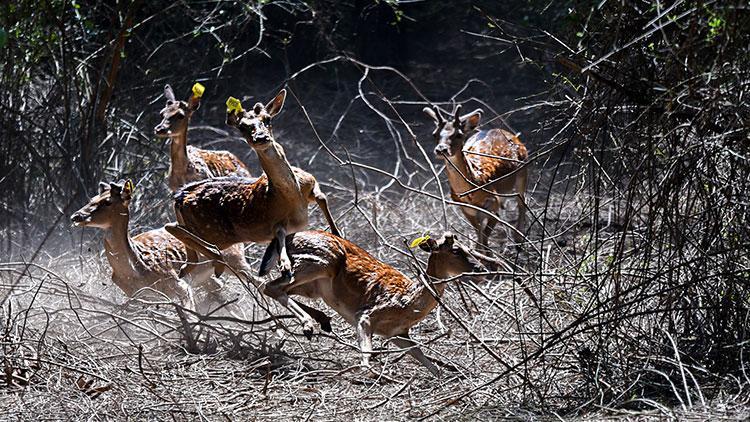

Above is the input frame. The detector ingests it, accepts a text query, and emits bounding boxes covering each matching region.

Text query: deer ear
[225,97,244,127]
[442,232,455,248]
[461,109,483,131]
[423,107,440,125]
[419,238,438,252]
[164,84,176,102]
[109,182,123,197]
[226,111,240,127]
[266,89,287,117]
[98,182,109,194]
[188,96,201,112]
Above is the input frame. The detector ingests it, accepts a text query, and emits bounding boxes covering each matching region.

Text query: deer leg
[222,243,257,286]
[230,241,332,331]
[462,210,484,247]
[257,227,290,277]
[165,223,224,278]
[311,183,340,237]
[175,278,196,311]
[179,247,201,279]
[356,313,374,369]
[514,167,529,242]
[390,334,441,377]
[263,274,317,339]
[294,302,332,333]
[481,217,498,250]
[273,225,292,275]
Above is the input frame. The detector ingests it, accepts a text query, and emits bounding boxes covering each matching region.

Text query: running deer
[255,230,490,376]
[154,83,253,300]
[154,83,252,192]
[424,105,528,245]
[71,180,331,326]
[164,89,339,280]
[70,180,212,305]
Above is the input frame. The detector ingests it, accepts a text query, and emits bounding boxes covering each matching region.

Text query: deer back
[131,228,190,277]
[464,128,528,186]
[173,175,305,248]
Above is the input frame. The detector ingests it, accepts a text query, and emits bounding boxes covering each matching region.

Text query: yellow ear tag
[124,180,135,193]
[226,96,243,114]
[409,234,430,249]
[191,82,205,98]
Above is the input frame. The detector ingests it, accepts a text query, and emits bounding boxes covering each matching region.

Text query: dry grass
[1,178,747,420]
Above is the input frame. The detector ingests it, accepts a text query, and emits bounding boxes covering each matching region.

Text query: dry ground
[2,179,748,420]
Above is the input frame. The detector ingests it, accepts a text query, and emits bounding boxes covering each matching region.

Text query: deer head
[153,84,203,138]
[417,232,487,279]
[423,105,483,159]
[226,89,286,150]
[71,180,135,229]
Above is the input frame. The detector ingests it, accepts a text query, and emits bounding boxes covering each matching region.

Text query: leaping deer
[254,230,490,375]
[70,180,228,306]
[154,83,252,192]
[424,105,528,246]
[164,88,339,286]
[153,83,257,302]
[71,180,330,326]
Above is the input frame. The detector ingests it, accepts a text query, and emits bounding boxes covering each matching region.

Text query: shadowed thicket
[505,0,750,411]
[1,0,749,419]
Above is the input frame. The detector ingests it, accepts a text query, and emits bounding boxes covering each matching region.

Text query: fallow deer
[164,89,339,280]
[154,83,255,298]
[256,230,489,376]
[154,83,252,192]
[71,180,331,326]
[424,105,529,245]
[71,180,209,305]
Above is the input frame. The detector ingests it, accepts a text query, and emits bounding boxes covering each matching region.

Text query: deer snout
[70,211,89,226]
[471,261,487,274]
[253,133,270,144]
[434,143,451,157]
[153,123,170,136]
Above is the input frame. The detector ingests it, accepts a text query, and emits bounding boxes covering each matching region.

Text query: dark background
[1,0,556,253]
[1,1,749,417]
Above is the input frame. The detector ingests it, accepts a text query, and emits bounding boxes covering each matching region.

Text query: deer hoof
[318,315,333,333]
[178,264,190,279]
[279,257,292,275]
[302,322,315,340]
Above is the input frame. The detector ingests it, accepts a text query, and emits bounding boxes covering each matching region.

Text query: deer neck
[256,141,300,198]
[425,257,449,295]
[444,146,479,198]
[169,130,190,176]
[102,211,144,289]
[401,259,448,312]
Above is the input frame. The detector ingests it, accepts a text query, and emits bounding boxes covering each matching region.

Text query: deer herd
[70,83,529,376]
